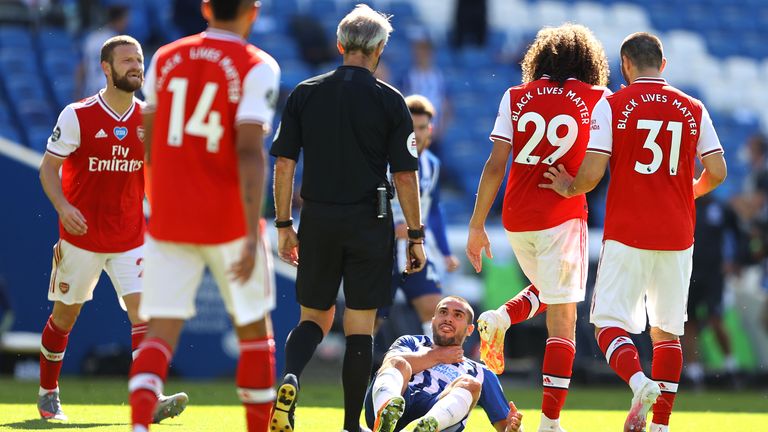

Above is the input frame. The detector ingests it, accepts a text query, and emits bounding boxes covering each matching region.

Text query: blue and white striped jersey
[392,149,451,257]
[387,335,511,425]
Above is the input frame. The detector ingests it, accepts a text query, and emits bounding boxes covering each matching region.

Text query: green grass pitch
[0,377,766,431]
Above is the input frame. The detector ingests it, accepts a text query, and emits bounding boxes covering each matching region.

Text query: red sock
[237,336,276,432]
[503,285,548,325]
[129,337,172,428]
[651,340,682,426]
[40,316,70,391]
[541,337,575,420]
[597,327,643,384]
[131,323,148,359]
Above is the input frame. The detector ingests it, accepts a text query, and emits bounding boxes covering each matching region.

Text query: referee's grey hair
[337,4,393,56]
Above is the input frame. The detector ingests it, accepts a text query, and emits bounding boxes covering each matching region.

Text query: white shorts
[139,235,276,326]
[48,239,144,308]
[505,218,587,304]
[590,240,693,335]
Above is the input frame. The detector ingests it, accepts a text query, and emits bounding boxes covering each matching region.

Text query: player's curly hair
[521,23,609,86]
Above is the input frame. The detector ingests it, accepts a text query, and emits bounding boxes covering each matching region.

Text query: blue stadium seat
[0,48,38,74]
[4,75,48,101]
[37,27,76,52]
[0,125,23,144]
[0,26,33,49]
[26,126,55,152]
[16,99,56,129]
[279,60,313,88]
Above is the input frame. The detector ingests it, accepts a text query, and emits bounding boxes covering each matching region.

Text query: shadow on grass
[0,419,125,429]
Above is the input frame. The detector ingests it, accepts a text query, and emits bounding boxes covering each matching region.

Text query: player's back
[145,30,278,244]
[494,77,609,232]
[602,77,710,250]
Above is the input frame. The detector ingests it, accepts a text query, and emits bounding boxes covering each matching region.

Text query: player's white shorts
[590,239,693,335]
[48,239,144,308]
[140,235,276,326]
[505,218,587,304]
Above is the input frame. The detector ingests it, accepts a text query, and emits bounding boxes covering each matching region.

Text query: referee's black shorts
[296,200,394,310]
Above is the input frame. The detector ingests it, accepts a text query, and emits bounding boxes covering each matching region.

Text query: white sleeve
[236,55,281,132]
[142,53,158,113]
[46,105,81,158]
[489,90,513,145]
[586,97,613,155]
[697,106,724,158]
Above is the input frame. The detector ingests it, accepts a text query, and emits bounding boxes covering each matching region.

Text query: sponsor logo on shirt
[113,126,128,140]
[95,129,108,139]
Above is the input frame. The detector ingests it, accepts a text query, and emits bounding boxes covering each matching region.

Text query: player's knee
[454,376,482,399]
[649,326,678,343]
[52,303,81,331]
[381,355,411,377]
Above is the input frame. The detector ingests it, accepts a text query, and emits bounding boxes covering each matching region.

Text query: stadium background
[0,0,767,402]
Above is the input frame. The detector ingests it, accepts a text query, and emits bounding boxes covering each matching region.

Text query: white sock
[539,412,560,429]
[649,422,669,432]
[133,426,149,432]
[423,387,474,429]
[494,305,512,328]
[372,368,404,411]
[421,322,433,339]
[628,371,648,394]
[39,386,58,396]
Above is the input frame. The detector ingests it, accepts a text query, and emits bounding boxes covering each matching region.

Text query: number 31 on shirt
[166,77,224,153]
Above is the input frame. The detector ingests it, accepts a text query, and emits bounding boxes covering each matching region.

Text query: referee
[269,5,426,432]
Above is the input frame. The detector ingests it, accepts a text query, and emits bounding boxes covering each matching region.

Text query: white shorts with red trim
[590,240,693,335]
[48,239,144,307]
[139,235,275,326]
[505,218,588,304]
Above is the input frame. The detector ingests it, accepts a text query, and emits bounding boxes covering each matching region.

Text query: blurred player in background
[383,94,460,338]
[38,35,187,422]
[127,1,280,431]
[541,32,727,432]
[466,24,610,432]
[365,296,523,432]
[683,193,741,387]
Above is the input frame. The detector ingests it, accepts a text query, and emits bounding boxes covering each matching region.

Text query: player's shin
[131,323,149,360]
[423,387,474,429]
[597,327,644,387]
[39,316,70,392]
[504,285,548,324]
[237,336,277,432]
[129,338,172,429]
[342,335,374,431]
[541,337,575,421]
[651,340,682,426]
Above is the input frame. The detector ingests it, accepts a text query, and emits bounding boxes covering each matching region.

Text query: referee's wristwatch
[274,218,293,228]
[407,225,425,242]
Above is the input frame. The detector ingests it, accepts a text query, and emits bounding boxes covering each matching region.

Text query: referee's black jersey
[270,65,418,204]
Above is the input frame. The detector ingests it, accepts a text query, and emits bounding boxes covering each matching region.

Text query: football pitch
[0,377,766,431]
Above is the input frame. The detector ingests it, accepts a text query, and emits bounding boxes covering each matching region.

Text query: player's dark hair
[441,296,475,324]
[209,0,254,21]
[405,94,435,119]
[620,32,664,70]
[101,35,141,63]
[521,23,609,86]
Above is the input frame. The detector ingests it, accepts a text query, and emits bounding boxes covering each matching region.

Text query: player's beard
[432,324,465,347]
[112,69,143,93]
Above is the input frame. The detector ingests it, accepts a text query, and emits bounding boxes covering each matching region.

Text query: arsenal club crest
[137,126,145,142]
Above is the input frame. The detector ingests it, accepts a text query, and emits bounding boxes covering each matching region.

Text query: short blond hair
[405,94,436,119]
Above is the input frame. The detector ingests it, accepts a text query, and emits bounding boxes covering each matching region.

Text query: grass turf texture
[0,378,766,431]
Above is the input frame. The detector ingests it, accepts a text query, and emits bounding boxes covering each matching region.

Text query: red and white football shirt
[143,29,280,244]
[46,93,146,252]
[587,77,724,250]
[490,77,610,232]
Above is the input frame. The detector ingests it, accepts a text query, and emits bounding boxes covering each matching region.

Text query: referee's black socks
[342,334,373,432]
[284,320,324,381]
